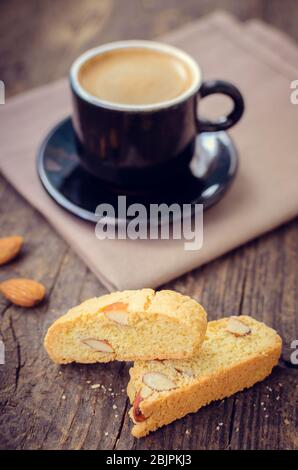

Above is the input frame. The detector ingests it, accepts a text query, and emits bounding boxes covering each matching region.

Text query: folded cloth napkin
[1,12,298,291]
[245,18,298,71]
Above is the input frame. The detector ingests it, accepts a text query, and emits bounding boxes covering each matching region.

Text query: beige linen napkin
[1,12,298,291]
[245,18,298,71]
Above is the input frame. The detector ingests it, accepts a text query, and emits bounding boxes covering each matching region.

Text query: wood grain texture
[0,0,297,450]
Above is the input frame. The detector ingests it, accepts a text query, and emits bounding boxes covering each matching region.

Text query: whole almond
[0,236,23,265]
[0,278,46,307]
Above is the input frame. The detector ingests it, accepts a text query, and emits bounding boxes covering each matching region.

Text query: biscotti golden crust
[128,316,282,438]
[44,289,207,364]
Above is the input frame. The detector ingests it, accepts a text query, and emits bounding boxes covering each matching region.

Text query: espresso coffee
[78,47,195,106]
[71,41,244,190]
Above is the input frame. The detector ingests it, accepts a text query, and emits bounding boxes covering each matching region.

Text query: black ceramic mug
[70,40,244,190]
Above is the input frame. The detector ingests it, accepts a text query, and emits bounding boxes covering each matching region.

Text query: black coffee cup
[70,40,244,190]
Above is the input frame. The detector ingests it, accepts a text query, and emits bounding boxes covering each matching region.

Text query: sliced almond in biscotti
[0,278,45,307]
[140,385,153,399]
[174,367,194,378]
[102,302,129,325]
[0,236,23,265]
[133,391,147,423]
[127,316,282,438]
[81,338,114,353]
[143,372,177,391]
[226,316,251,336]
[132,385,153,423]
[44,289,207,364]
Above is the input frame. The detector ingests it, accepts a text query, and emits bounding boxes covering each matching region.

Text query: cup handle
[197,80,245,132]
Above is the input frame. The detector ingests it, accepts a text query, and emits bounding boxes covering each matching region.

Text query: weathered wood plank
[227,220,298,450]
[229,366,297,450]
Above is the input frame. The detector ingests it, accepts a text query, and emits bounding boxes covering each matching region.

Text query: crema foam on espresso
[78,47,195,106]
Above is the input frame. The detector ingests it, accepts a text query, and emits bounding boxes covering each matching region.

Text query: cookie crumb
[61,395,66,400]
[112,404,117,410]
[91,384,101,389]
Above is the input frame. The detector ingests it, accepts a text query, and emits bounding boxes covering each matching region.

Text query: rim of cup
[70,40,202,112]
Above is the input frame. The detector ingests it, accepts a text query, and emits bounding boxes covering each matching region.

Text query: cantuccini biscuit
[44,289,207,364]
[127,316,282,437]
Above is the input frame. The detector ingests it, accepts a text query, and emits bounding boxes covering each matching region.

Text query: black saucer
[37,118,238,224]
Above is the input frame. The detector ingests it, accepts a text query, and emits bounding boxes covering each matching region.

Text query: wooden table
[0,0,297,450]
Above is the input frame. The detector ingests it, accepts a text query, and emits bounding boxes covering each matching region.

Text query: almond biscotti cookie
[44,289,207,364]
[128,316,282,437]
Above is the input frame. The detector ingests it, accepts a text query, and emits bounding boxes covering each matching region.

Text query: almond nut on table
[0,236,24,266]
[0,278,46,307]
